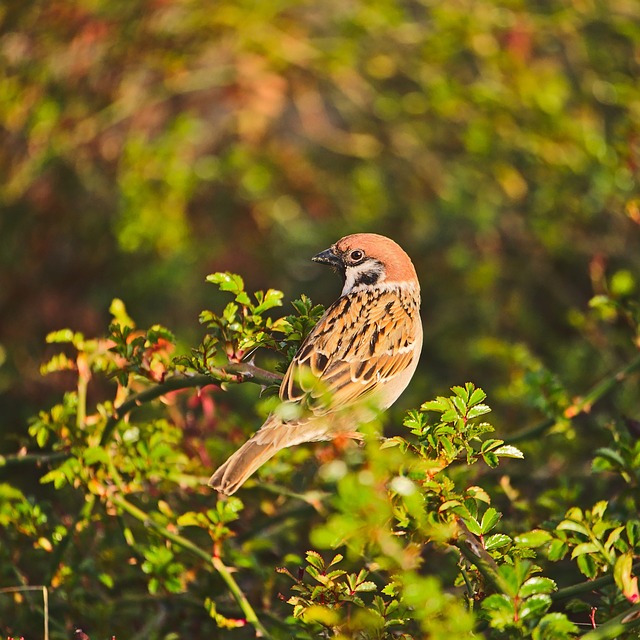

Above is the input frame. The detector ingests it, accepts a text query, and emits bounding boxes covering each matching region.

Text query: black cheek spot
[355,270,380,287]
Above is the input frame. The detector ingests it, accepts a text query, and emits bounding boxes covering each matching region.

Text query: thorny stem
[111,493,272,639]
[454,518,510,596]
[506,351,640,444]
[579,602,640,640]
[100,363,283,446]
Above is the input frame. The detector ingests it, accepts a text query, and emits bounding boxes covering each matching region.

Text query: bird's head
[312,233,419,296]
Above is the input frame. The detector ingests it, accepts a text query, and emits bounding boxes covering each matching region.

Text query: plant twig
[579,602,640,640]
[506,352,640,444]
[110,493,272,639]
[552,563,640,602]
[0,451,70,468]
[454,518,510,595]
[0,585,49,640]
[100,364,283,446]
[45,494,95,586]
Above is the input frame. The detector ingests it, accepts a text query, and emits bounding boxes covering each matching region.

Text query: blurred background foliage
[1,0,639,415]
[0,0,639,635]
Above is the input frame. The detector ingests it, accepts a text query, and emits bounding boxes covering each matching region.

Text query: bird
[209,233,423,495]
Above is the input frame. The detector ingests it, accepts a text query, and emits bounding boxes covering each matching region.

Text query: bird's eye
[349,249,365,262]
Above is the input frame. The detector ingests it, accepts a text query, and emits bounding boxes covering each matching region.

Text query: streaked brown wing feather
[280,287,420,415]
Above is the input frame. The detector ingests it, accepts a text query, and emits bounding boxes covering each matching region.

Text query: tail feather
[208,439,279,495]
[209,417,335,495]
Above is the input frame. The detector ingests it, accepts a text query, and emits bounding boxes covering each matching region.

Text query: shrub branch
[507,351,640,444]
[110,493,272,639]
[100,364,283,446]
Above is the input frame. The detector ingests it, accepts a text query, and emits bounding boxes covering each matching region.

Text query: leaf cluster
[1,277,639,640]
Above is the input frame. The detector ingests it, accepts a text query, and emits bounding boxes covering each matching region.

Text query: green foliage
[185,273,324,376]
[4,275,639,638]
[278,551,411,639]
[1,1,640,636]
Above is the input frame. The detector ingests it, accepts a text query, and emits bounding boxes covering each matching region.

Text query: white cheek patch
[341,260,386,295]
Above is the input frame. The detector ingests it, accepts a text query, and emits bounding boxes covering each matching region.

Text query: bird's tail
[208,438,280,496]
[208,414,335,495]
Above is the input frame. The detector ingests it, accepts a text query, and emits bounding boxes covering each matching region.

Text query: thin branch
[506,351,640,444]
[0,451,69,468]
[0,585,49,640]
[100,363,283,446]
[552,563,640,602]
[45,494,95,587]
[579,602,640,640]
[453,518,510,595]
[110,493,272,639]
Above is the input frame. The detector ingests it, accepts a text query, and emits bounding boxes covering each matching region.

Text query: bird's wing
[280,286,421,415]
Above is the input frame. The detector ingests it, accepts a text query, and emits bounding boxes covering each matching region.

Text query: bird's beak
[312,246,342,268]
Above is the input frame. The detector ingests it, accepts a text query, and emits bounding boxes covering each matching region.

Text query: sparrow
[209,233,423,495]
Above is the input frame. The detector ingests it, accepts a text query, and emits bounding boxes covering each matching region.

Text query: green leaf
[45,328,77,344]
[466,485,491,504]
[452,385,470,401]
[83,447,109,465]
[520,577,556,598]
[328,553,344,568]
[109,298,135,328]
[468,387,487,406]
[614,552,640,602]
[519,594,552,620]
[451,395,467,416]
[99,573,114,589]
[593,447,626,469]
[576,553,598,578]
[485,534,512,550]
[177,512,203,527]
[253,289,284,314]
[455,512,482,536]
[480,507,501,534]
[557,520,590,537]
[604,526,625,553]
[481,439,503,452]
[548,539,569,561]
[482,451,500,468]
[592,501,608,520]
[497,564,521,597]
[235,291,252,306]
[494,445,524,459]
[532,612,579,639]
[206,272,245,294]
[305,550,324,571]
[467,404,491,419]
[482,593,513,612]
[515,530,553,548]
[421,398,449,413]
[571,542,600,558]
